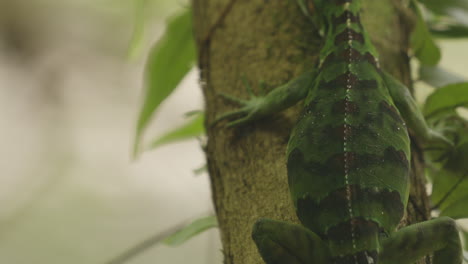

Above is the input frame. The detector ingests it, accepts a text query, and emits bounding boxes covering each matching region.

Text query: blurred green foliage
[134,9,195,157]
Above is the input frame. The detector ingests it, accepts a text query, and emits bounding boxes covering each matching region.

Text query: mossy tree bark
[192,0,430,263]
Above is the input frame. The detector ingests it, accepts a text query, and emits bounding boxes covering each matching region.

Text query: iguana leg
[252,218,331,264]
[382,72,452,145]
[379,216,462,264]
[213,70,317,127]
[296,0,322,32]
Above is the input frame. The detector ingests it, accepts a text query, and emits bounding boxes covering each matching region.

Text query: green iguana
[215,0,463,263]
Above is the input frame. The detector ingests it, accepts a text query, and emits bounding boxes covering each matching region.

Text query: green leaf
[148,112,205,149]
[440,194,468,218]
[163,215,218,246]
[431,143,468,219]
[104,214,216,264]
[193,164,207,175]
[410,1,441,65]
[420,0,468,26]
[420,0,468,47]
[430,24,468,39]
[419,66,465,87]
[127,0,148,60]
[134,8,196,157]
[424,83,468,118]
[426,114,468,162]
[421,0,468,12]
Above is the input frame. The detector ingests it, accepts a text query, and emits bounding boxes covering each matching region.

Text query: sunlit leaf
[424,83,468,118]
[419,66,465,88]
[127,0,148,60]
[149,112,205,149]
[163,216,218,246]
[410,1,441,65]
[134,8,195,157]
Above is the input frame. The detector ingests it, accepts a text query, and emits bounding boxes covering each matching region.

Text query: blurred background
[0,0,466,263]
[0,0,221,263]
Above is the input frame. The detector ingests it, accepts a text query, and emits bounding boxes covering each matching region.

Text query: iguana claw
[213,93,267,127]
[212,77,269,127]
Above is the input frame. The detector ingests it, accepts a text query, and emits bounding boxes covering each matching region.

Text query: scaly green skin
[216,0,462,263]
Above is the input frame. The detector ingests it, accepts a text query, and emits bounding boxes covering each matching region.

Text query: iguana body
[216,0,462,263]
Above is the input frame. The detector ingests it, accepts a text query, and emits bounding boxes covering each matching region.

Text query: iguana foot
[213,77,269,127]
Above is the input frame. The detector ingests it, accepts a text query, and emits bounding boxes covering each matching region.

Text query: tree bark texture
[192,0,430,263]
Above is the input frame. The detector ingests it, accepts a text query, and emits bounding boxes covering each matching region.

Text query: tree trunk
[192,0,430,263]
